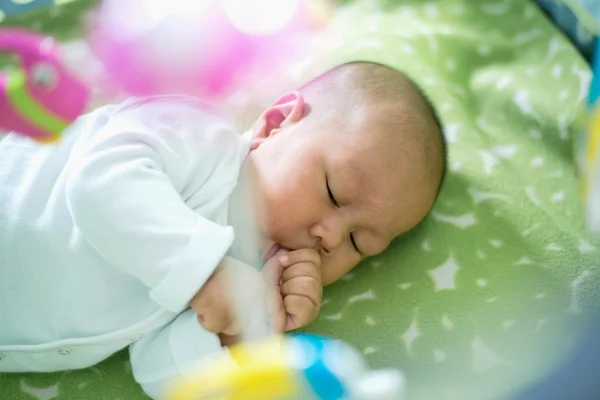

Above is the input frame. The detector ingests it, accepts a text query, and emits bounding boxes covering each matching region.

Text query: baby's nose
[321,228,345,255]
[309,217,345,254]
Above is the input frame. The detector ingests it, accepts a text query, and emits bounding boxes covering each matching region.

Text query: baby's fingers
[279,248,321,268]
[281,275,322,306]
[263,256,284,286]
[281,260,322,285]
[281,275,322,330]
[283,294,320,331]
[268,289,286,334]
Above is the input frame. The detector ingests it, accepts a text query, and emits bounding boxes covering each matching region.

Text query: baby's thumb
[269,289,286,334]
[262,256,284,286]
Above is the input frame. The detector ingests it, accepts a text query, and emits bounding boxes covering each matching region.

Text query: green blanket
[2,0,600,399]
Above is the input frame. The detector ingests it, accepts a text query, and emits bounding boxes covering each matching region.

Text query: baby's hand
[189,257,266,336]
[265,249,323,332]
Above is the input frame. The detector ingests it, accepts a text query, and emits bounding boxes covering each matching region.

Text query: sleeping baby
[0,61,446,399]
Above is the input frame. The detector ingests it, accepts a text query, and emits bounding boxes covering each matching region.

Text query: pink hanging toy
[90,0,330,99]
[0,28,90,142]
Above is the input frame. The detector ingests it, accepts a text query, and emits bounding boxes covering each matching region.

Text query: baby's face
[247,100,434,284]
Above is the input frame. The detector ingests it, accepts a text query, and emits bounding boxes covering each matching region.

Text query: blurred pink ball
[89,0,329,98]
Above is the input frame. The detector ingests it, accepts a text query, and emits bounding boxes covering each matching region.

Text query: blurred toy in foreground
[168,333,405,400]
[578,39,600,232]
[0,28,91,142]
[89,0,331,99]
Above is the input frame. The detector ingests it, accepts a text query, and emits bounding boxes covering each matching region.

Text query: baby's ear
[250,92,305,149]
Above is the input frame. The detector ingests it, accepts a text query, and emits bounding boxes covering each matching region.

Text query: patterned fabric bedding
[1,0,599,399]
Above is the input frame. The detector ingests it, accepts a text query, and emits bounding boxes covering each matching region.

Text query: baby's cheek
[322,253,360,285]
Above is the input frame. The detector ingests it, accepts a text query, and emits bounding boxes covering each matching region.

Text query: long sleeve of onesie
[0,95,249,383]
[64,95,245,314]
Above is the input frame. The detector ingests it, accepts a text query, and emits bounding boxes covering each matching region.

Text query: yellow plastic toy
[167,334,405,400]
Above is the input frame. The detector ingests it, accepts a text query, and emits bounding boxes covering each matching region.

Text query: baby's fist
[279,249,323,331]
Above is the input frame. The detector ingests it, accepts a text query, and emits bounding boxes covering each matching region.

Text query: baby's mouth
[262,242,287,264]
[262,243,279,264]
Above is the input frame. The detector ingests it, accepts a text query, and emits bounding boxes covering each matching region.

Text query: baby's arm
[189,256,280,337]
[64,96,243,314]
[131,256,282,400]
[129,250,322,399]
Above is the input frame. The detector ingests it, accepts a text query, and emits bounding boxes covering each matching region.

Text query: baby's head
[248,61,446,284]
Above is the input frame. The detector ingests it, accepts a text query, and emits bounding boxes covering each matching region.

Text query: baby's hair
[299,61,447,203]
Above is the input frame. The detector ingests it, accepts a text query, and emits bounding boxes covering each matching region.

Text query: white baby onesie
[0,95,250,398]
